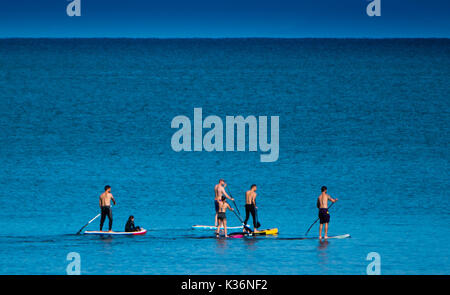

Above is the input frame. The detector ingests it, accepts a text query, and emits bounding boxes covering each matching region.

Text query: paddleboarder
[215,196,235,238]
[125,215,141,232]
[214,179,234,227]
[243,184,259,231]
[317,186,338,239]
[99,185,116,232]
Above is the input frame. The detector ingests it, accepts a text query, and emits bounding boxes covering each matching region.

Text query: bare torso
[245,190,257,205]
[99,192,114,207]
[218,200,231,213]
[318,192,330,209]
[215,184,229,201]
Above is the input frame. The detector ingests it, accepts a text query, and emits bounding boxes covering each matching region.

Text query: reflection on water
[215,237,229,253]
[99,236,114,243]
[318,239,329,250]
[243,237,259,250]
[317,240,329,271]
[99,236,114,254]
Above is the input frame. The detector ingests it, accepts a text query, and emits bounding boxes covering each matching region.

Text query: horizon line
[0,36,449,40]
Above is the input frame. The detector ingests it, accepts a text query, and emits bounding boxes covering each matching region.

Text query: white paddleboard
[192,225,244,230]
[277,234,351,240]
[84,228,147,235]
[327,234,350,239]
[315,234,350,239]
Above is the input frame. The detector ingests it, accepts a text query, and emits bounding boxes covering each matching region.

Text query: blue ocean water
[0,39,449,274]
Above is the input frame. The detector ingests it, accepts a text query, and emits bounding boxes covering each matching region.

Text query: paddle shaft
[76,213,101,234]
[305,202,335,236]
[230,208,252,233]
[227,188,242,217]
[255,206,261,228]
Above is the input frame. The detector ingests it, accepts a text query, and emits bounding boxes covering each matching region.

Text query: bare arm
[220,187,234,201]
[328,195,338,203]
[111,194,116,205]
[253,193,257,207]
[227,203,233,211]
[99,196,102,208]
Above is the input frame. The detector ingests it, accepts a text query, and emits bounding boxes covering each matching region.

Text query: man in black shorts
[317,186,338,239]
[215,196,234,238]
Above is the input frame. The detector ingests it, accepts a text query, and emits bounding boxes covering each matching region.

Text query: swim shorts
[318,208,330,224]
[215,200,220,213]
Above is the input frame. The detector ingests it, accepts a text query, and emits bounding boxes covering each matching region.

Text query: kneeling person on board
[317,186,338,240]
[99,185,116,232]
[214,179,234,227]
[215,196,234,238]
[125,215,141,232]
[243,184,258,232]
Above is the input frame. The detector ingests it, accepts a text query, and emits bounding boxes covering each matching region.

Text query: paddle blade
[76,213,101,235]
[255,208,261,229]
[76,225,87,235]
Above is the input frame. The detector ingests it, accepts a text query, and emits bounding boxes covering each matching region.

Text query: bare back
[215,183,230,201]
[318,192,331,209]
[218,200,231,213]
[245,190,256,205]
[214,184,223,201]
[100,192,114,207]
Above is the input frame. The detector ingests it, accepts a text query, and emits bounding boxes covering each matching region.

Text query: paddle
[230,208,252,233]
[226,188,241,217]
[227,188,253,232]
[254,205,261,229]
[304,202,335,236]
[76,213,101,235]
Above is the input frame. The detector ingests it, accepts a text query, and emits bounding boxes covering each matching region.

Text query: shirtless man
[214,179,234,227]
[243,184,258,231]
[215,196,234,238]
[317,186,338,239]
[99,185,116,232]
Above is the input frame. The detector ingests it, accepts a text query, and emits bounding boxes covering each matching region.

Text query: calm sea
[0,38,448,274]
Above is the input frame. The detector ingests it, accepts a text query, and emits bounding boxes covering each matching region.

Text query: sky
[0,0,449,38]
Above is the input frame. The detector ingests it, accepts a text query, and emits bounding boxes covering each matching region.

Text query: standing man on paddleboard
[215,196,235,238]
[317,186,338,239]
[243,184,258,231]
[214,179,234,227]
[99,185,116,232]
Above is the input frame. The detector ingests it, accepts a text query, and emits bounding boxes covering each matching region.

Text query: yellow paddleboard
[253,228,278,235]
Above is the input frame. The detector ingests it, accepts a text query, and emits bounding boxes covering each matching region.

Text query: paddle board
[228,228,279,237]
[278,234,351,240]
[192,225,244,230]
[253,228,278,236]
[84,228,147,236]
[215,233,245,238]
[324,234,350,239]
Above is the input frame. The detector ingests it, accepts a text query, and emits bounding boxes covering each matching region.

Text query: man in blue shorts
[214,179,234,227]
